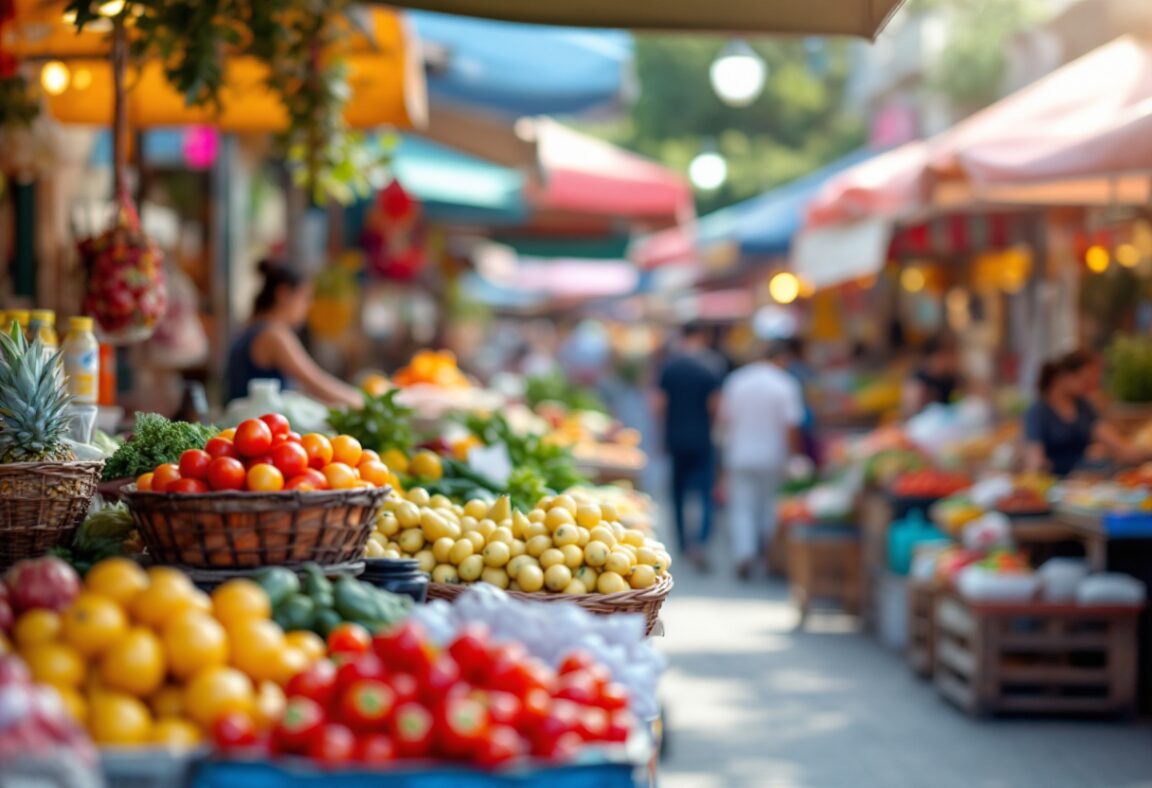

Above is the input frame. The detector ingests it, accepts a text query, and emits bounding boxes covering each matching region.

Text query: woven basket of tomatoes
[121,416,394,569]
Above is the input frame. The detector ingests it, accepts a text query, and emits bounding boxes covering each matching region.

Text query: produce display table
[933,594,1141,717]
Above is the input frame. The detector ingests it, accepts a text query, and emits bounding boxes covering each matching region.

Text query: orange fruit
[357,460,391,487]
[227,619,285,683]
[23,642,85,687]
[321,462,358,490]
[381,449,409,474]
[330,435,363,467]
[130,568,200,629]
[301,433,334,468]
[270,646,310,687]
[183,667,253,728]
[136,472,155,491]
[152,717,203,749]
[253,680,286,731]
[150,685,185,718]
[409,450,443,481]
[163,611,229,680]
[54,686,88,724]
[99,627,166,697]
[210,580,271,629]
[85,558,150,607]
[88,691,153,746]
[246,463,285,492]
[13,609,62,649]
[60,593,127,658]
[217,428,237,441]
[284,630,325,662]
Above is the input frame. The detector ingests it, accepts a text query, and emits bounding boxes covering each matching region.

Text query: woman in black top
[1023,350,1146,476]
[903,335,961,417]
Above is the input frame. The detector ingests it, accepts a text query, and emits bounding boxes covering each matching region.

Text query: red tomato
[356,733,396,765]
[574,707,608,741]
[234,418,274,458]
[205,437,237,460]
[272,431,302,447]
[391,702,434,759]
[357,461,390,488]
[491,658,550,698]
[516,688,552,734]
[339,679,396,732]
[475,725,525,769]
[285,474,321,491]
[301,433,334,469]
[557,650,596,677]
[359,449,381,465]
[422,655,462,703]
[470,689,521,730]
[554,672,597,706]
[270,441,309,479]
[335,654,386,698]
[308,722,357,766]
[595,682,630,713]
[178,449,212,480]
[168,477,209,494]
[285,660,338,709]
[212,712,258,752]
[247,463,285,492]
[388,673,419,707]
[272,696,326,754]
[373,621,434,676]
[448,626,491,682]
[328,623,372,655]
[206,456,246,491]
[259,413,291,439]
[531,702,579,755]
[605,710,633,743]
[151,463,182,492]
[535,731,582,761]
[435,695,490,758]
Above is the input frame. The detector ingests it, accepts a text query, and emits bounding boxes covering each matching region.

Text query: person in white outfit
[718,341,804,579]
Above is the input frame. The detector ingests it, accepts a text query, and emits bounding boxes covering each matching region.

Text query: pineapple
[0,324,76,464]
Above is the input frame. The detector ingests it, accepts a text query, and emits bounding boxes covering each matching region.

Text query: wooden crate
[933,594,1141,717]
[787,526,862,628]
[907,578,937,678]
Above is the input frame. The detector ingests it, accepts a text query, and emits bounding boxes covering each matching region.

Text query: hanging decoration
[362,179,426,281]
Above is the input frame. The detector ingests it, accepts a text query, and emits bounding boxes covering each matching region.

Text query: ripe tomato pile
[214,620,634,768]
[890,468,972,499]
[135,414,392,494]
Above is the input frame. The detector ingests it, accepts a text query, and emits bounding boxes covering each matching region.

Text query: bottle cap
[31,310,55,325]
[69,316,94,332]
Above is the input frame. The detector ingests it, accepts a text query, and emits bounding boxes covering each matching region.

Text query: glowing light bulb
[901,267,926,293]
[710,40,768,107]
[689,151,728,191]
[768,272,800,304]
[40,62,70,96]
[71,68,93,91]
[1116,243,1141,268]
[98,0,125,16]
[1085,245,1110,273]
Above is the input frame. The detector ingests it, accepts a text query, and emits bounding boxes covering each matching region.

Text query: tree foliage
[595,36,867,215]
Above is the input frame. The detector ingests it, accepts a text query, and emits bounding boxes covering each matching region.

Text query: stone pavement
[654,566,1152,788]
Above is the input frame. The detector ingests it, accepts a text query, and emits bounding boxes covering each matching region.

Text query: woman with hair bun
[225,260,363,407]
[1023,350,1145,475]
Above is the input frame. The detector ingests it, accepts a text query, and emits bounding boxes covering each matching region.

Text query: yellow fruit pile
[370,490,672,595]
[9,558,322,749]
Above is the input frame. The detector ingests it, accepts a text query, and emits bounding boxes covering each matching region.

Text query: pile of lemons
[368,491,671,595]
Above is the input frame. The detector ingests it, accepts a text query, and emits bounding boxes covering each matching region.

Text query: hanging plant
[63,0,380,203]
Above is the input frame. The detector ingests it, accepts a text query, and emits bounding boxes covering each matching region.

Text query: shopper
[903,335,962,417]
[656,322,724,570]
[1024,350,1146,476]
[718,341,804,580]
[226,260,363,407]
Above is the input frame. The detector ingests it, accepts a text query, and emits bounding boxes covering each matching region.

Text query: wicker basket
[121,485,389,569]
[427,575,673,637]
[0,460,104,569]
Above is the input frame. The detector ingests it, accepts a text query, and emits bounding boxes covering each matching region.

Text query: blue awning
[411,12,632,116]
[712,148,881,257]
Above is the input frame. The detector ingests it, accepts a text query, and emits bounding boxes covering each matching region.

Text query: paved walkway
[656,567,1152,788]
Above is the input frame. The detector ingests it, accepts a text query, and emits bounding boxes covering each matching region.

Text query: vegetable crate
[933,594,1142,717]
[786,523,862,627]
[906,578,937,678]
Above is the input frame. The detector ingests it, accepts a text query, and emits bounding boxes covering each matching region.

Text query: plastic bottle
[62,317,100,405]
[98,344,117,406]
[29,310,58,351]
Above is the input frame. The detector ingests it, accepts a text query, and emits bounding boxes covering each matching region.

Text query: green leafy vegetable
[524,372,606,413]
[52,503,138,575]
[461,412,586,501]
[327,389,417,454]
[102,412,217,481]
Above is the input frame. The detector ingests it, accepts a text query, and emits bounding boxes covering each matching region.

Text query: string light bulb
[40,62,70,96]
[768,272,800,304]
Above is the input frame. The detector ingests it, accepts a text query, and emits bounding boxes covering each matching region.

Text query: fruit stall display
[0,328,104,569]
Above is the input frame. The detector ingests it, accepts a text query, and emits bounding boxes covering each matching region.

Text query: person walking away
[656,323,724,570]
[719,341,804,579]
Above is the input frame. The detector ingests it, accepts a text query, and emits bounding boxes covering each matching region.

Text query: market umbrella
[382,0,906,38]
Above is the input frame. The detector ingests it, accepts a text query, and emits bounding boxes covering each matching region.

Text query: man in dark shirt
[657,323,723,569]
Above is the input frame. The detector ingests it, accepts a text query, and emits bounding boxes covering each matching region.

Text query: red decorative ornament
[362,179,426,281]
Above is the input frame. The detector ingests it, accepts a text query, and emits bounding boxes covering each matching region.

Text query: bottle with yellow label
[29,310,58,351]
[62,316,99,404]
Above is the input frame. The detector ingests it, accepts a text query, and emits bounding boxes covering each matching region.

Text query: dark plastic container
[359,558,429,603]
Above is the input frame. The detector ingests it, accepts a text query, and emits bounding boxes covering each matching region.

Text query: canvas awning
[382,0,906,38]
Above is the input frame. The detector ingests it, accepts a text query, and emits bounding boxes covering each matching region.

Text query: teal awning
[392,136,527,224]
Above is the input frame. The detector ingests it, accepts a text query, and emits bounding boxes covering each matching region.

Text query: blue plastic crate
[192,758,642,788]
[1101,512,1152,538]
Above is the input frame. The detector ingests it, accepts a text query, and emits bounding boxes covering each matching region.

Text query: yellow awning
[7,6,426,130]
[376,0,907,38]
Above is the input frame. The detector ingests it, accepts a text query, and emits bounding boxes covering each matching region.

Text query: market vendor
[1024,350,1146,476]
[902,335,962,417]
[226,260,363,407]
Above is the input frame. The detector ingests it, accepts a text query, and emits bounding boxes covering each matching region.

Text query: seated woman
[902,335,962,418]
[1023,350,1146,476]
[225,260,363,408]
